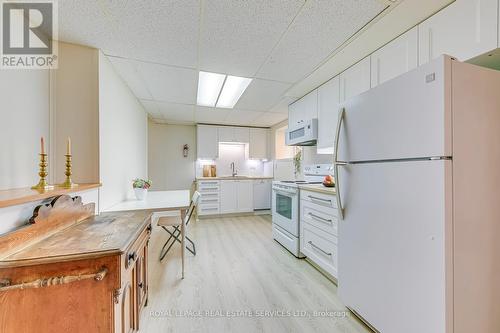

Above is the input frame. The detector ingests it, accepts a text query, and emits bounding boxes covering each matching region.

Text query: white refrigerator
[335,55,500,333]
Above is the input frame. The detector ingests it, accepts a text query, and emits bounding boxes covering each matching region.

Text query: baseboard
[198,210,271,219]
[305,257,338,285]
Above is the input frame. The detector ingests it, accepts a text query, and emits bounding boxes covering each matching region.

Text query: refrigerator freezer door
[338,56,452,163]
[337,160,451,333]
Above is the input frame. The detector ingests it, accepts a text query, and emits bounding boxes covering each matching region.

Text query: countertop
[197,176,273,180]
[0,210,151,267]
[298,184,336,195]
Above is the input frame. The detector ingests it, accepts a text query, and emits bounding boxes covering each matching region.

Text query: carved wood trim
[0,266,108,292]
[0,195,95,260]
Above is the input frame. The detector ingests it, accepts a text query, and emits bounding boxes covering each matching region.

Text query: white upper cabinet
[371,27,418,88]
[418,0,498,65]
[197,125,218,159]
[340,57,371,102]
[317,76,340,154]
[249,128,269,159]
[218,126,249,143]
[288,89,318,129]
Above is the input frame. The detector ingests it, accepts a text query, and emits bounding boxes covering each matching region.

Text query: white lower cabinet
[220,180,238,214]
[300,189,338,279]
[218,180,255,214]
[236,180,254,213]
[197,180,220,216]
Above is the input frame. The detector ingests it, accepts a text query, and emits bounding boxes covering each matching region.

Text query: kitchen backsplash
[196,143,266,177]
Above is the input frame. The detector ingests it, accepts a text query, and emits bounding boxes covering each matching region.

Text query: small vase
[134,188,148,200]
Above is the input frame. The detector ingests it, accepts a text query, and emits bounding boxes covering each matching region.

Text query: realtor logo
[1,0,58,69]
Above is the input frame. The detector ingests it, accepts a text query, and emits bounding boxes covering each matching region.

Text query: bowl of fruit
[323,175,335,188]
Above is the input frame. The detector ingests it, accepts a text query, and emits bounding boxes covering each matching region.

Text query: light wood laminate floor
[140,214,372,333]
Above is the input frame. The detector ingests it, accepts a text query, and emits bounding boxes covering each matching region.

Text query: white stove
[272,164,334,257]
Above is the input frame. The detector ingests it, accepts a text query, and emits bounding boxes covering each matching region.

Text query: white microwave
[285,118,318,146]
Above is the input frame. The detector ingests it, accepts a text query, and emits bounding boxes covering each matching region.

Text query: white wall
[148,122,196,191]
[52,42,99,184]
[99,52,148,210]
[0,70,50,190]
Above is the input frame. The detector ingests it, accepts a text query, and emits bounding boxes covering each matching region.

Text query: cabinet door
[288,90,318,128]
[317,76,340,154]
[197,125,218,159]
[237,180,254,212]
[136,239,148,315]
[233,127,249,143]
[418,0,498,65]
[218,126,234,142]
[340,57,371,102]
[371,27,418,88]
[119,272,136,333]
[249,128,268,159]
[220,180,237,213]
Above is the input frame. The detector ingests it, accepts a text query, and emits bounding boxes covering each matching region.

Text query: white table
[103,190,191,212]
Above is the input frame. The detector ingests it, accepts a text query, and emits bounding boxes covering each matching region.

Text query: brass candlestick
[31,153,54,190]
[61,154,78,188]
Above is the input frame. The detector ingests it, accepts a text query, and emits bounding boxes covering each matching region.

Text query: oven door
[272,187,299,237]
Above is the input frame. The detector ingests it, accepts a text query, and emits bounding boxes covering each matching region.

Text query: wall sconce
[183,144,189,158]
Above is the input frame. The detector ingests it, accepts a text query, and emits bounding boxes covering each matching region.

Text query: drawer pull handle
[203,207,218,211]
[308,195,332,204]
[308,241,332,257]
[308,213,332,224]
[202,199,219,202]
[127,252,137,266]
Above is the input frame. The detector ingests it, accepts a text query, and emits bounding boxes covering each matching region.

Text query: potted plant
[133,178,152,200]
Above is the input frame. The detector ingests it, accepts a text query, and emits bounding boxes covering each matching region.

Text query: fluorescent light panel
[196,71,252,109]
[197,71,225,107]
[216,75,252,108]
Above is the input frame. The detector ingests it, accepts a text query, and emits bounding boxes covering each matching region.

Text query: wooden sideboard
[0,194,151,333]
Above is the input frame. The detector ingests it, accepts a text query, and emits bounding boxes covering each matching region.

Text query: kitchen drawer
[301,190,336,209]
[198,204,220,215]
[200,196,220,205]
[198,180,220,191]
[300,224,338,278]
[301,201,338,237]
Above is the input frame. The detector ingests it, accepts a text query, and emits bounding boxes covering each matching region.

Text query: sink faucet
[230,162,237,177]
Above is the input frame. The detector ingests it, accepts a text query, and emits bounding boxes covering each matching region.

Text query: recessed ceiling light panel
[216,75,252,109]
[196,71,252,109]
[197,71,226,107]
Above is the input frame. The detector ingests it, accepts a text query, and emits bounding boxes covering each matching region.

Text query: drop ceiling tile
[223,110,264,126]
[195,106,231,124]
[199,0,304,77]
[235,79,292,111]
[140,99,162,118]
[157,102,195,123]
[108,57,152,100]
[136,62,198,104]
[58,1,123,52]
[268,96,296,114]
[59,1,200,68]
[251,112,288,127]
[257,0,386,82]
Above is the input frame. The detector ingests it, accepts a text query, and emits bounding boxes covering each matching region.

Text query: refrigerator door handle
[334,107,346,220]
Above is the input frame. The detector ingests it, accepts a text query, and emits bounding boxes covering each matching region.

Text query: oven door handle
[272,188,297,196]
